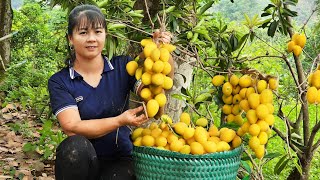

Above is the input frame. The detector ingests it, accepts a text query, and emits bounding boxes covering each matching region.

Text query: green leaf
[293,159,303,175]
[267,20,278,37]
[274,154,288,175]
[23,143,36,152]
[198,0,215,15]
[241,160,251,174]
[264,152,282,159]
[263,4,276,11]
[171,94,189,101]
[194,92,212,104]
[242,176,250,180]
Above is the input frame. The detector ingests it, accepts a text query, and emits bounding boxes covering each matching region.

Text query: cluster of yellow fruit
[287,33,306,57]
[212,73,278,159]
[131,113,242,155]
[307,66,320,104]
[126,38,176,118]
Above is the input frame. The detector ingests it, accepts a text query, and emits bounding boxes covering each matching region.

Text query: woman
[48,4,171,180]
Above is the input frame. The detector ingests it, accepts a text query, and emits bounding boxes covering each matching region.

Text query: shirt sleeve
[48,76,78,116]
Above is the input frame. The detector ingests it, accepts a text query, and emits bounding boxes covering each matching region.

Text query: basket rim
[133,145,243,159]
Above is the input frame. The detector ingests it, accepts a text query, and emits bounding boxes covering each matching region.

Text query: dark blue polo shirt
[48,55,136,159]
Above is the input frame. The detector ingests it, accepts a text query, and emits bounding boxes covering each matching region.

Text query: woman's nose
[86,32,96,42]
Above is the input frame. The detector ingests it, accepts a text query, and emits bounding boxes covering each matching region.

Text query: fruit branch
[144,0,154,30]
[236,55,284,63]
[311,138,320,153]
[307,120,320,154]
[254,33,284,55]
[308,54,320,75]
[301,7,318,31]
[285,18,310,147]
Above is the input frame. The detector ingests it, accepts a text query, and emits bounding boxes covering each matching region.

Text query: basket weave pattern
[133,146,243,180]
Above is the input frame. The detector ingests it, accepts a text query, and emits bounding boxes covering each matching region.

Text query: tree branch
[273,127,303,159]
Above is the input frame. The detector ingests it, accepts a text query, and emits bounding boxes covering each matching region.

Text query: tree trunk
[287,156,311,180]
[0,0,13,71]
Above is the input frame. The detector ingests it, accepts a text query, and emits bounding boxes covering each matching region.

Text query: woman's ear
[68,35,73,45]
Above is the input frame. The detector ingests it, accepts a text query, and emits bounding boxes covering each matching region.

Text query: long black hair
[65,4,106,67]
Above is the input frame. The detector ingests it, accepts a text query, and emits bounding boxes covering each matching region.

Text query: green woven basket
[133,146,243,180]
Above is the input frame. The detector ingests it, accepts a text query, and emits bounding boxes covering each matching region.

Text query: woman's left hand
[118,106,149,127]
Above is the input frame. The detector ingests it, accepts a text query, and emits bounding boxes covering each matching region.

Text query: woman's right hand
[118,106,149,127]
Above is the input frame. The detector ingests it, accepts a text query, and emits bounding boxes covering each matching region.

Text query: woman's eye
[79,31,87,34]
[96,31,102,33]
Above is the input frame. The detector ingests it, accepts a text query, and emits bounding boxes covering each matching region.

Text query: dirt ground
[0,103,55,180]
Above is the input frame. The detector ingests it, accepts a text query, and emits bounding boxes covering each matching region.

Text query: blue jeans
[55,135,136,180]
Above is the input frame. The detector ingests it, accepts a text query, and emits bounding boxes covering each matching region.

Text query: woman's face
[69,22,106,60]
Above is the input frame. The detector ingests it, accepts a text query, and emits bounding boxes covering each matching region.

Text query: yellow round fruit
[208,125,219,137]
[222,82,233,96]
[293,45,302,57]
[141,72,152,85]
[126,61,138,76]
[260,89,273,104]
[232,135,242,148]
[160,114,172,124]
[311,70,320,88]
[268,78,278,90]
[146,99,159,118]
[150,48,161,61]
[232,85,241,95]
[256,104,269,120]
[174,122,188,135]
[149,85,163,95]
[237,128,245,137]
[230,74,239,86]
[226,114,235,123]
[296,34,307,48]
[154,93,167,107]
[257,80,268,93]
[241,122,251,133]
[211,75,225,86]
[216,141,230,152]
[163,76,173,90]
[249,136,260,150]
[151,73,164,86]
[245,87,255,99]
[133,137,142,146]
[208,136,220,144]
[248,93,260,109]
[254,145,265,159]
[239,99,250,112]
[256,120,269,132]
[180,112,191,125]
[162,61,172,75]
[232,104,241,115]
[264,114,275,126]
[307,86,317,104]
[222,94,233,105]
[161,130,170,138]
[183,127,195,139]
[220,129,236,143]
[170,140,184,152]
[246,109,258,124]
[141,135,155,147]
[287,40,296,52]
[131,127,144,141]
[152,60,164,73]
[142,128,151,136]
[151,128,162,138]
[161,43,176,53]
[249,124,261,136]
[234,114,244,126]
[140,38,153,47]
[265,103,275,114]
[239,75,252,88]
[180,145,191,154]
[239,88,247,99]
[195,117,208,127]
[222,104,232,115]
[143,57,154,72]
[140,88,152,100]
[190,142,205,155]
[159,48,170,62]
[258,131,268,145]
[149,122,158,130]
[194,127,208,144]
[203,141,217,153]
[135,67,143,80]
[167,134,179,144]
[292,33,299,43]
[233,94,242,104]
[143,42,157,57]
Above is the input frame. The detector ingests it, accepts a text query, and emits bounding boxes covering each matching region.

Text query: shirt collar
[69,55,114,80]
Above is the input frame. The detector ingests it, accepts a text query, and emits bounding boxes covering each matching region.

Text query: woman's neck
[73,54,104,75]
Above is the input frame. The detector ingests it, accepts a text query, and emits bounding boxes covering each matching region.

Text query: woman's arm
[57,106,147,138]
